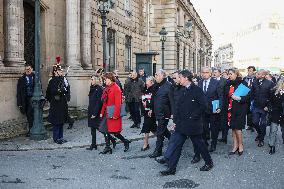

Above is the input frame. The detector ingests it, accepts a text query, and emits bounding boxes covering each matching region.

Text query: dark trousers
[191,134,212,164]
[203,113,220,146]
[103,132,126,147]
[53,124,63,141]
[26,97,34,132]
[66,114,74,125]
[155,119,170,152]
[252,107,267,141]
[90,127,97,145]
[165,131,212,169]
[128,102,141,125]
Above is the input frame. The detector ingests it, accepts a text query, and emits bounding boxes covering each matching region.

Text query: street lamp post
[98,0,110,72]
[159,27,168,69]
[30,0,47,140]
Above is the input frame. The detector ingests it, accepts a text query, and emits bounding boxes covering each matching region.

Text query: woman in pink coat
[99,72,130,154]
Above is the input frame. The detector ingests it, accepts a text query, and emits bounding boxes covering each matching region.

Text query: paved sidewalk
[0,116,162,151]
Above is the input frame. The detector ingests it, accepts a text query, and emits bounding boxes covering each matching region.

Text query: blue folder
[233,83,250,97]
[212,100,220,113]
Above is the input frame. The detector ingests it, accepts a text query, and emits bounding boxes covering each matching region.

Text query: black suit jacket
[198,78,222,114]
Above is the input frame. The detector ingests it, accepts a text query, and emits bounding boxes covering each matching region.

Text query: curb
[0,134,155,152]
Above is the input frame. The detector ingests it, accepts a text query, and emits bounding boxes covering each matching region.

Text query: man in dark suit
[149,69,174,158]
[156,70,213,176]
[251,69,275,147]
[17,63,35,137]
[213,68,228,143]
[197,67,222,153]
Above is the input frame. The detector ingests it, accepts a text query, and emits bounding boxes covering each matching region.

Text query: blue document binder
[233,83,250,97]
[212,100,220,113]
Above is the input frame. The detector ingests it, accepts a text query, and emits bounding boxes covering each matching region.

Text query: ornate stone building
[0,0,211,139]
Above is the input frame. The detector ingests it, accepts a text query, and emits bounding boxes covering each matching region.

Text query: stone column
[80,0,92,70]
[3,0,25,67]
[66,0,81,70]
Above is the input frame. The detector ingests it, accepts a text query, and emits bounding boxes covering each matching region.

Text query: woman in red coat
[99,72,130,154]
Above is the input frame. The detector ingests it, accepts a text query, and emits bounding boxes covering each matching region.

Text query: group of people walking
[17,59,284,176]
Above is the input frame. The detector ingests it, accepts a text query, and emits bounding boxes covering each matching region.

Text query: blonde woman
[141,76,158,151]
[268,78,284,154]
[223,68,250,156]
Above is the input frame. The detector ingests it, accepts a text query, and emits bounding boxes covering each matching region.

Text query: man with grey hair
[149,69,174,158]
[251,69,275,147]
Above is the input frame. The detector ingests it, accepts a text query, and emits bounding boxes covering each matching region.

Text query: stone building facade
[0,0,211,139]
[214,43,234,70]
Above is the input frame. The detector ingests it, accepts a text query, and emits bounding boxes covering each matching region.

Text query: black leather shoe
[155,157,167,164]
[141,144,150,151]
[149,151,162,158]
[54,139,63,144]
[269,146,275,155]
[130,124,137,128]
[160,168,176,176]
[200,163,213,171]
[209,145,216,152]
[99,147,112,154]
[191,155,201,164]
[124,140,131,152]
[86,144,97,151]
[238,150,244,156]
[258,141,264,147]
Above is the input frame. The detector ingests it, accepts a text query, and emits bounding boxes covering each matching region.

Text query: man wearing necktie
[196,67,222,155]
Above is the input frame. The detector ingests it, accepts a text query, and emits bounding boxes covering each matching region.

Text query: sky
[190,0,284,49]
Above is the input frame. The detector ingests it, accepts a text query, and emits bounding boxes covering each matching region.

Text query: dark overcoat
[46,76,68,125]
[16,73,35,114]
[175,83,206,136]
[153,79,174,120]
[88,85,103,128]
[223,78,250,129]
[269,89,284,124]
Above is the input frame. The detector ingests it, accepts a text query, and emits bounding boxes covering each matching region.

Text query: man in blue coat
[156,70,213,176]
[197,67,222,153]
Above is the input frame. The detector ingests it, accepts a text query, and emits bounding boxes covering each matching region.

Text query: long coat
[46,76,68,125]
[175,83,206,136]
[101,82,123,133]
[223,78,250,129]
[269,89,284,124]
[88,85,103,128]
[124,77,144,102]
[153,79,174,120]
[16,73,35,114]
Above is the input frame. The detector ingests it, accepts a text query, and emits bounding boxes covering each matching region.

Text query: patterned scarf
[227,85,235,127]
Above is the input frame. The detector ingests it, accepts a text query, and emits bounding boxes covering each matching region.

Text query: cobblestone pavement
[0,124,283,189]
[0,117,151,151]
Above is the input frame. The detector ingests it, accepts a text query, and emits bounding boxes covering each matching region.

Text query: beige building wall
[0,0,3,60]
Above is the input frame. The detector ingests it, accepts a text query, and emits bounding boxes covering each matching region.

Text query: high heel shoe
[124,140,131,152]
[238,150,243,156]
[141,144,150,151]
[228,148,239,155]
[269,146,275,155]
[99,147,112,154]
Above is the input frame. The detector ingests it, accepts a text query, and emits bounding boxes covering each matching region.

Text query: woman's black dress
[141,85,157,134]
